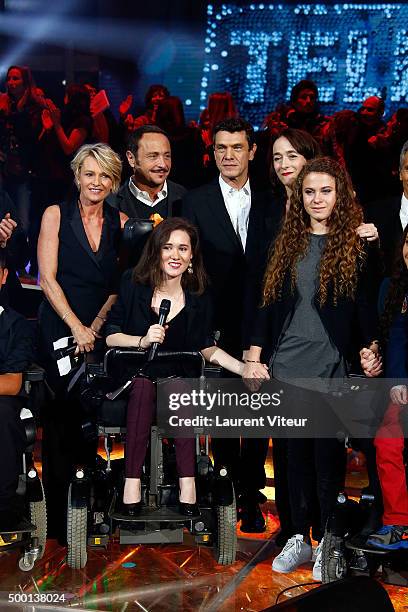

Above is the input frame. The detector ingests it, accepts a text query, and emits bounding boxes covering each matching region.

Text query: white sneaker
[272,534,312,573]
[312,538,324,581]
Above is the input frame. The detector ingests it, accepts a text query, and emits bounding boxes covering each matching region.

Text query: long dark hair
[381,225,408,339]
[133,217,207,295]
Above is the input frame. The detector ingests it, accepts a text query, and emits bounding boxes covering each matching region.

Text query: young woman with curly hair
[246,157,382,580]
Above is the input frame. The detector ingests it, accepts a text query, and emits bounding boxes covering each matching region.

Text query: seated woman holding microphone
[105,217,263,517]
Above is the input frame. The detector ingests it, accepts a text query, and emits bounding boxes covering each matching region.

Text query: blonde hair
[71,143,122,193]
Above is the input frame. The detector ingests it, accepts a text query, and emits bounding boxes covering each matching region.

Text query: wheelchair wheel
[322,531,348,583]
[214,490,237,565]
[29,479,47,559]
[67,485,88,569]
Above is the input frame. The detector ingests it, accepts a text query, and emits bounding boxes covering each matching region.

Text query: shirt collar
[401,192,408,212]
[219,175,251,197]
[128,177,168,202]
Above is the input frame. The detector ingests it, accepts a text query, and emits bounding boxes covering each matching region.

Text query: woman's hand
[71,323,96,353]
[46,101,61,127]
[356,223,379,242]
[241,362,270,392]
[390,385,408,405]
[360,347,382,377]
[141,324,166,349]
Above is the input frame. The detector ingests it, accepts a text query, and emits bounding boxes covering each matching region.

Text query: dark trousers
[211,436,269,499]
[287,437,346,541]
[126,377,195,478]
[0,396,26,512]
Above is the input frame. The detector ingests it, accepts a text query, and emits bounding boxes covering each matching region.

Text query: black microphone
[148,298,171,361]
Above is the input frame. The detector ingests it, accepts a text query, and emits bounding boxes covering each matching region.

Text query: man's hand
[390,385,408,405]
[0,213,17,248]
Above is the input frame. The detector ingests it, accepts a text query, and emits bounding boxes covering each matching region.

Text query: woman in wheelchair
[367,225,408,550]
[105,217,266,517]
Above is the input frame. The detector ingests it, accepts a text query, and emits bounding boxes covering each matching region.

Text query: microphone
[148,298,171,361]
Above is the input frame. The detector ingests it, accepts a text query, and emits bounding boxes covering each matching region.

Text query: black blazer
[105,270,215,352]
[182,178,274,355]
[108,179,186,219]
[251,245,381,365]
[365,195,403,276]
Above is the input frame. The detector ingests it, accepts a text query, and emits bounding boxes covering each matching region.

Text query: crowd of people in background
[0,64,407,581]
[1,67,407,281]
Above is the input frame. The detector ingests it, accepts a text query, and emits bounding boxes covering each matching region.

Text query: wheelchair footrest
[111,505,191,523]
[119,526,184,545]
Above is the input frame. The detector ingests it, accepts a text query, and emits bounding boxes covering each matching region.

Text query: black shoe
[122,501,142,517]
[240,501,266,533]
[179,502,200,517]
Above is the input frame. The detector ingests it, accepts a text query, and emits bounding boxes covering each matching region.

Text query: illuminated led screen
[201,3,408,128]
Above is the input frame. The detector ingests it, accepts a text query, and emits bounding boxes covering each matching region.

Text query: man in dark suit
[182,117,271,532]
[108,125,186,219]
[366,139,408,276]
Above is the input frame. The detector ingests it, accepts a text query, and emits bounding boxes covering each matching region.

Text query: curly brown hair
[263,157,366,306]
[133,217,207,295]
[380,225,408,339]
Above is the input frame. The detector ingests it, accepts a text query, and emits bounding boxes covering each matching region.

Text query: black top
[151,307,187,351]
[38,197,121,378]
[0,306,33,375]
[106,270,215,352]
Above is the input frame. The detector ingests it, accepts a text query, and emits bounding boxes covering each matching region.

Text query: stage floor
[0,447,406,611]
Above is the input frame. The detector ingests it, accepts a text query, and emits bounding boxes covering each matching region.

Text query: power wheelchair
[0,365,47,571]
[321,397,408,587]
[66,348,238,569]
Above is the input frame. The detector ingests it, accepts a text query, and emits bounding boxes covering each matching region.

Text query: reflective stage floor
[0,446,406,611]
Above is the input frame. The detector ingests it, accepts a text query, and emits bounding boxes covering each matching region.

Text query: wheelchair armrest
[103,348,206,376]
[24,363,45,383]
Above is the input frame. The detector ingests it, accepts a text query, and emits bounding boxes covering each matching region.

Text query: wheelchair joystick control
[75,468,85,479]
[28,468,37,479]
[219,468,228,477]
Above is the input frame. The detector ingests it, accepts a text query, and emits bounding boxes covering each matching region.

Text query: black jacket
[105,270,215,352]
[182,178,275,354]
[365,195,403,277]
[251,245,381,365]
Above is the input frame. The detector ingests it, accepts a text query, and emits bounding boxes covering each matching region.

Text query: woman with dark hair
[246,157,382,579]
[155,96,205,188]
[106,217,259,516]
[367,226,408,550]
[270,128,378,238]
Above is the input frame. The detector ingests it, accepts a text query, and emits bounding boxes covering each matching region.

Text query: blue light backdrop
[199,3,408,129]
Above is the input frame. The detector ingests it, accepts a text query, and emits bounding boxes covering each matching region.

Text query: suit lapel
[207,181,242,251]
[69,201,103,272]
